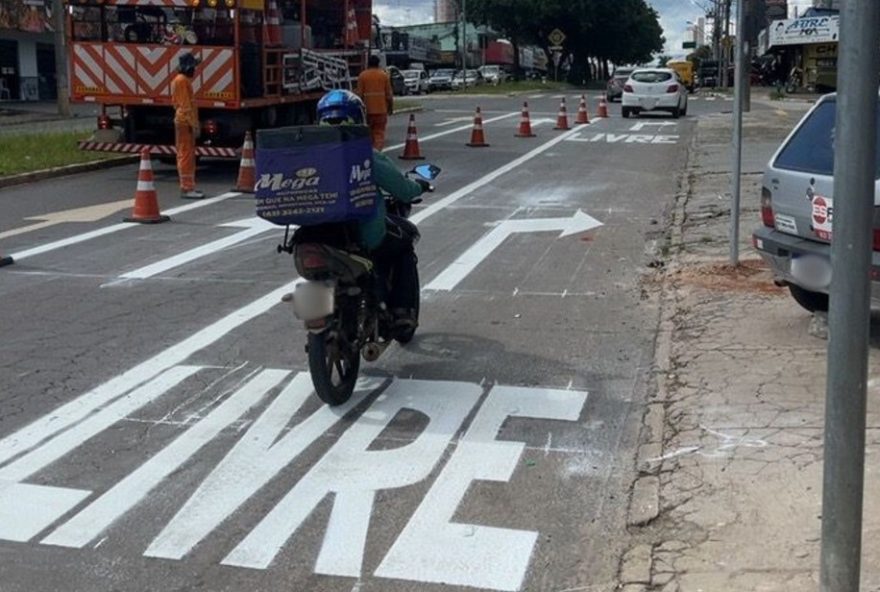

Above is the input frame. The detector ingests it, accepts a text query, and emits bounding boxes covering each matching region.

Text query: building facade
[0,0,56,102]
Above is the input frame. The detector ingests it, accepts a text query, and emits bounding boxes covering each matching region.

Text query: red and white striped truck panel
[77,141,239,158]
[72,44,237,107]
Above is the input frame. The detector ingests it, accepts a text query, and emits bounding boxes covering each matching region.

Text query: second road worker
[356,55,394,150]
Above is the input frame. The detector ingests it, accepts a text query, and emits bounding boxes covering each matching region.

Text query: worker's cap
[178,53,201,70]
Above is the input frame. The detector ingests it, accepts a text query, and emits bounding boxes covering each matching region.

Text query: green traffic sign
[682,41,696,49]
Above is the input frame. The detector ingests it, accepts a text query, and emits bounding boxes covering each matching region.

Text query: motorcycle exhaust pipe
[362,342,389,363]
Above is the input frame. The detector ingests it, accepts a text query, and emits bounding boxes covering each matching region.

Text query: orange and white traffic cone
[264,0,282,46]
[466,106,490,147]
[597,97,609,118]
[233,131,256,193]
[554,98,570,130]
[124,149,170,224]
[575,95,590,125]
[399,114,425,160]
[0,254,12,267]
[515,102,536,138]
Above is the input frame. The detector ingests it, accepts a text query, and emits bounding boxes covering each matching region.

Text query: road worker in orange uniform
[172,53,205,199]
[356,55,394,150]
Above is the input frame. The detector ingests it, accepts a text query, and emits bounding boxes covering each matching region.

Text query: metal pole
[52,0,70,117]
[729,0,745,265]
[820,0,880,590]
[743,0,751,112]
[460,0,467,88]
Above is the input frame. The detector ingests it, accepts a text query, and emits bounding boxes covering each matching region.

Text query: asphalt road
[0,91,745,592]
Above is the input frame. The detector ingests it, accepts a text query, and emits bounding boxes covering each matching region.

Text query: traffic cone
[0,254,12,267]
[233,131,256,193]
[124,149,170,224]
[554,98,570,130]
[515,102,536,138]
[597,97,609,118]
[399,114,425,160]
[264,0,282,46]
[466,106,490,147]
[576,95,590,125]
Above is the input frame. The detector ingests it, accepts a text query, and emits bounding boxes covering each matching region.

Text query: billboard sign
[768,15,839,47]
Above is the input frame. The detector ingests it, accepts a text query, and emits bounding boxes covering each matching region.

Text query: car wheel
[671,106,681,119]
[789,284,829,313]
[622,107,630,119]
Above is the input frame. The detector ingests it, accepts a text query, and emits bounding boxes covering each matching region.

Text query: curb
[0,156,138,189]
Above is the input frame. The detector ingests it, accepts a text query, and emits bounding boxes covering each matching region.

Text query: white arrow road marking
[383,112,520,153]
[0,200,133,241]
[118,217,278,280]
[434,116,473,127]
[425,210,603,292]
[629,121,677,132]
[8,192,241,262]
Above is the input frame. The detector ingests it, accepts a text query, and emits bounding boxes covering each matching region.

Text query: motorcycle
[279,163,441,406]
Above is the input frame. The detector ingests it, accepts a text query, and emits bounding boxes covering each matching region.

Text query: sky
[373,0,817,59]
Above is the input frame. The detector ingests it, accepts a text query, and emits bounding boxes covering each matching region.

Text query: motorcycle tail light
[296,244,329,273]
[623,84,634,93]
[761,187,775,228]
[666,84,679,93]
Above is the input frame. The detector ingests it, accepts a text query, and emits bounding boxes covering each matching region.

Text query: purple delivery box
[254,125,378,227]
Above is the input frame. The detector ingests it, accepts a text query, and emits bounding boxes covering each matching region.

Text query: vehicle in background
[606,67,635,102]
[752,94,880,313]
[428,69,455,91]
[621,68,688,119]
[387,66,408,96]
[666,59,695,93]
[479,65,507,85]
[402,69,430,95]
[451,69,483,90]
[66,0,372,157]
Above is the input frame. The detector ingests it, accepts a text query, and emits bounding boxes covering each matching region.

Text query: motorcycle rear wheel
[308,330,361,406]
[394,267,421,345]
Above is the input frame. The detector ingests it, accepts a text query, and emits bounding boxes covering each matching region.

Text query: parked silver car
[606,67,635,102]
[752,93,880,312]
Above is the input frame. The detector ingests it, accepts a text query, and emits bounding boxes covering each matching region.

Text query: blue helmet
[317,90,366,125]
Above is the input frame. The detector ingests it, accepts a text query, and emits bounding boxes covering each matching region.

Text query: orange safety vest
[356,68,393,116]
[171,73,198,128]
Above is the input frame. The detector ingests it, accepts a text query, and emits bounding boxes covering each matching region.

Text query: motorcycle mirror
[412,164,441,180]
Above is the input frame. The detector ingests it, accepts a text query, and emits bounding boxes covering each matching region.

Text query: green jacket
[359,150,424,250]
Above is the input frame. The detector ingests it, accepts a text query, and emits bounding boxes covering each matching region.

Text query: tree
[467,0,664,82]
[656,54,672,67]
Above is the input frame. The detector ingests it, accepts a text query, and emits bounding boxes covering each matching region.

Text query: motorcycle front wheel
[308,324,361,406]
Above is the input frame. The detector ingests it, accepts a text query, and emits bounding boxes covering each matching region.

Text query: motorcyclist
[316,89,428,328]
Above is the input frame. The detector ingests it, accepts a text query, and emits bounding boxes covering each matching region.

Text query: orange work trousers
[175,123,196,191]
[367,113,388,150]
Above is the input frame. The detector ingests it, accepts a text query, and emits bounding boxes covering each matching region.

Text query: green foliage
[468,0,665,74]
[656,54,672,67]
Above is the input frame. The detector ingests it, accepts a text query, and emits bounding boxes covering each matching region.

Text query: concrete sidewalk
[0,101,98,135]
[622,102,880,590]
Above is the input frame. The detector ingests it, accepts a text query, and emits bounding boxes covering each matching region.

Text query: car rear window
[613,70,633,79]
[632,71,672,83]
[774,100,880,178]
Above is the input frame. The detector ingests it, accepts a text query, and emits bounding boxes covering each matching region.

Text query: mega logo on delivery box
[255,126,378,227]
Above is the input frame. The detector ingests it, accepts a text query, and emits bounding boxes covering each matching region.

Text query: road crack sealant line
[0,120,600,465]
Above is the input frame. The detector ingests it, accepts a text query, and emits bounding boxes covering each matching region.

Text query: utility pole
[819,1,880,590]
[742,0,752,112]
[460,0,467,88]
[729,0,746,265]
[721,0,731,88]
[52,0,71,117]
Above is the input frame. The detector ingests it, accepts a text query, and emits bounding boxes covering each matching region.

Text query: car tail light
[666,84,679,93]
[97,115,112,130]
[761,187,775,228]
[623,84,634,93]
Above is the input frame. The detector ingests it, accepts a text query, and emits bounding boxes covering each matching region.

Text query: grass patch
[0,130,116,177]
[441,80,580,95]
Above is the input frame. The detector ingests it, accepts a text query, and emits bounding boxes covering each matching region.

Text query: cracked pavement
[624,101,880,592]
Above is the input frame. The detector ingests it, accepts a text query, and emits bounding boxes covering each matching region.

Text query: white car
[621,68,688,119]
[402,70,429,95]
[478,65,506,85]
[452,70,483,90]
